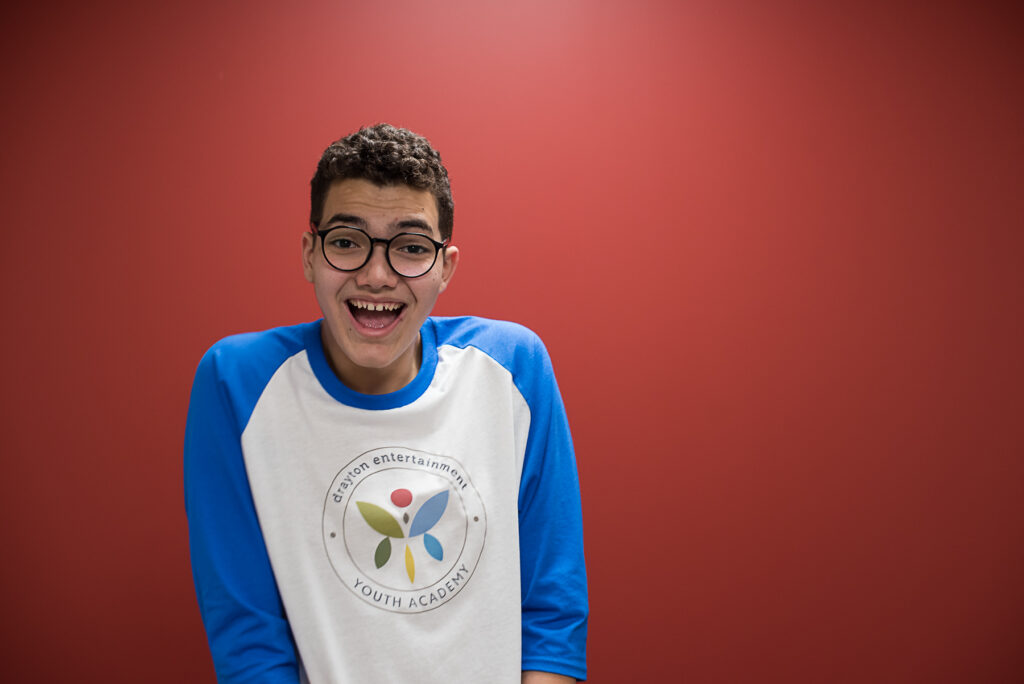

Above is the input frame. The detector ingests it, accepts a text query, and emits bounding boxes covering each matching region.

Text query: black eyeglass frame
[310,224,449,279]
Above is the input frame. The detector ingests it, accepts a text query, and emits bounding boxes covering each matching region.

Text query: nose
[356,242,398,288]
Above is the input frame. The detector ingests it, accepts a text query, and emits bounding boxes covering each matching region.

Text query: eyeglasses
[312,225,448,278]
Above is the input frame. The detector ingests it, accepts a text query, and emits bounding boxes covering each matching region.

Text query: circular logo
[322,447,487,613]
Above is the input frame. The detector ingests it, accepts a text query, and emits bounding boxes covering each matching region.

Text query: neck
[321,329,421,395]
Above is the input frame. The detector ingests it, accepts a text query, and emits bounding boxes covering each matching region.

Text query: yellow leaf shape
[405,544,415,583]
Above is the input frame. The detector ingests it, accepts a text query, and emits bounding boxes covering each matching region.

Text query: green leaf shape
[374,537,392,568]
[356,501,404,538]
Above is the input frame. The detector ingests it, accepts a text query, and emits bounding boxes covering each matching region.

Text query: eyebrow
[324,213,367,228]
[395,218,433,233]
[323,213,436,235]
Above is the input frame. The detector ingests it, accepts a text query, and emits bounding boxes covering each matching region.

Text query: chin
[341,332,415,368]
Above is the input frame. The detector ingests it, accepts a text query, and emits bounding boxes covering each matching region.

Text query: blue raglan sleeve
[184,341,301,684]
[516,334,589,681]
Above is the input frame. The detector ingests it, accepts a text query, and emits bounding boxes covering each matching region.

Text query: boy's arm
[184,347,301,683]
[518,337,589,681]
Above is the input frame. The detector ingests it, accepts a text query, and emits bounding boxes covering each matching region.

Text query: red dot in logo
[391,488,413,507]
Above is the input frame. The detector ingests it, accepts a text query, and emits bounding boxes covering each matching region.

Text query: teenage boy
[185,123,587,683]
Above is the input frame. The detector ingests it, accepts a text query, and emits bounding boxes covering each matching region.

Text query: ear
[302,230,316,283]
[438,244,460,293]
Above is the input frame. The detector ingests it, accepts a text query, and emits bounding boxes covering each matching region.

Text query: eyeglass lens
[322,227,439,277]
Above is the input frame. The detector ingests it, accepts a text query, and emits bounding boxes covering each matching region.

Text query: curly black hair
[310,123,454,241]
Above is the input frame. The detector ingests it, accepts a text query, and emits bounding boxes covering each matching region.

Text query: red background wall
[1,1,1021,681]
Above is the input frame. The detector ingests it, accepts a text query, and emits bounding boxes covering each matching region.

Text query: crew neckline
[304,319,438,410]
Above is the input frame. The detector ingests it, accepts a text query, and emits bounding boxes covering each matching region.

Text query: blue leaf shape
[409,490,449,537]
[423,533,443,561]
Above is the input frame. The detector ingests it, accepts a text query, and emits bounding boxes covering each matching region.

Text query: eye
[391,234,435,257]
[323,227,367,251]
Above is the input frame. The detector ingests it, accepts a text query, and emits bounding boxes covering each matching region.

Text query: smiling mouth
[347,299,405,330]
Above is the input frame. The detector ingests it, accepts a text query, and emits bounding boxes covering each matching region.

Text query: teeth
[351,300,402,311]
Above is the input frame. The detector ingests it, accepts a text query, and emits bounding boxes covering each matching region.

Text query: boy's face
[302,178,459,394]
